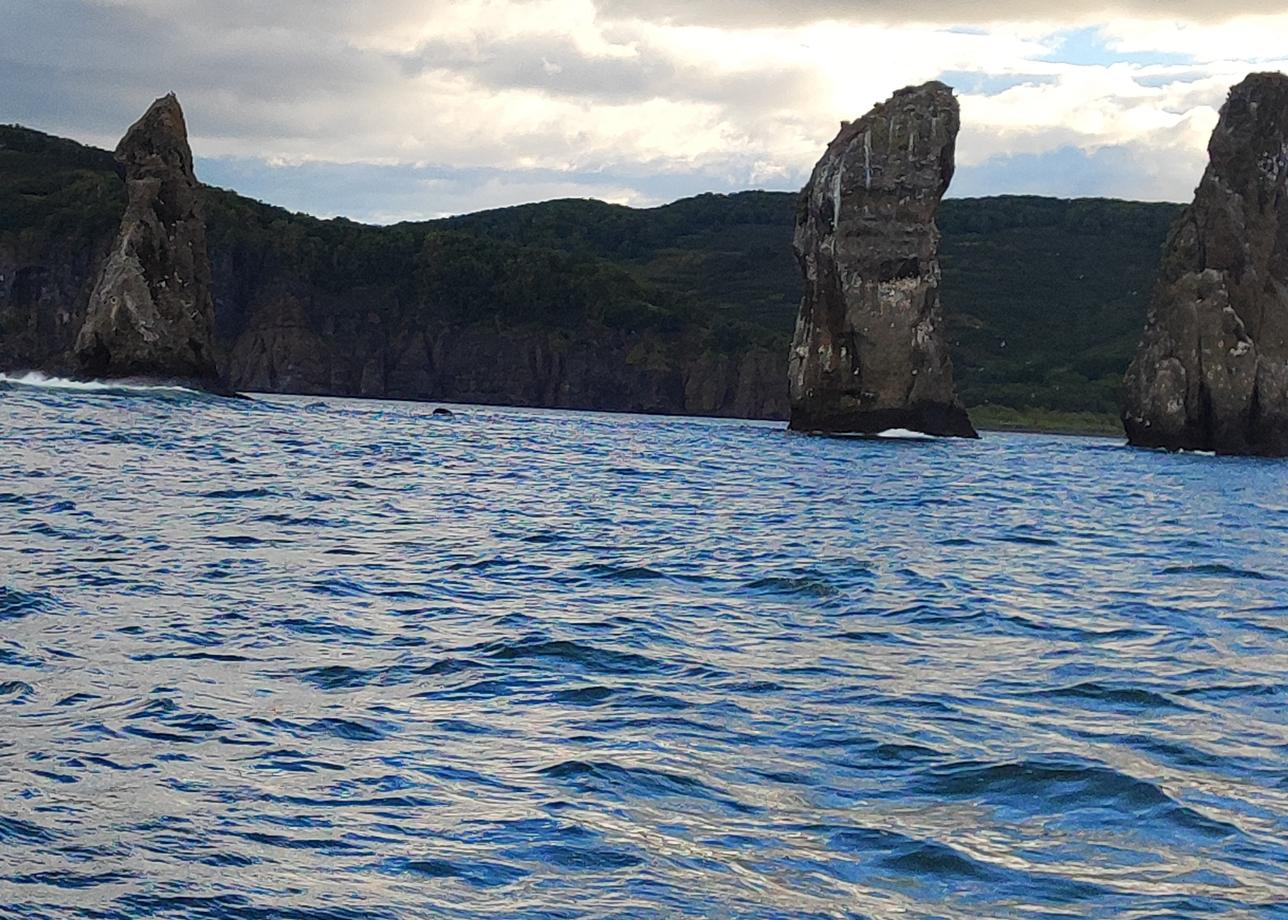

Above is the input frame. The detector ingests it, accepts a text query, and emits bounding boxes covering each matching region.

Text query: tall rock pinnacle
[73,93,223,390]
[1123,72,1288,456]
[788,81,976,437]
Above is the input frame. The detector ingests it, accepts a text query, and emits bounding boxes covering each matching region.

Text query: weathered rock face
[73,94,222,389]
[1123,73,1288,456]
[220,294,788,418]
[789,82,975,437]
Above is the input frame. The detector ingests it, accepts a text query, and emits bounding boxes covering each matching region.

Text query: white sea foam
[0,371,195,394]
[874,428,936,440]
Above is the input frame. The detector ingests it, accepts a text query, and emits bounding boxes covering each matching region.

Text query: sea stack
[73,93,223,390]
[1123,73,1288,456]
[788,81,976,437]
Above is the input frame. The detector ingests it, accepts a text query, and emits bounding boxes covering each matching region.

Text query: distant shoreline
[2,373,1123,439]
[976,424,1119,439]
[967,405,1122,439]
[3,123,1175,428]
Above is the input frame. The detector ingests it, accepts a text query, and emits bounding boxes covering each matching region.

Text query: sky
[3,0,1287,223]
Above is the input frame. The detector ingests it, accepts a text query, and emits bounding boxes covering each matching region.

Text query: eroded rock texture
[788,81,975,437]
[73,94,223,390]
[1123,72,1288,456]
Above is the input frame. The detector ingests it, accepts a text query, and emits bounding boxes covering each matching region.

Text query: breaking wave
[875,427,938,439]
[0,371,199,395]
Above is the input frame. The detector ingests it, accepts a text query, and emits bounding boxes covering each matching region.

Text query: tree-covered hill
[0,123,1181,427]
[445,191,1180,421]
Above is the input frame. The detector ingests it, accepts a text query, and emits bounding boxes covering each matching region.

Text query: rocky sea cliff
[1,124,1179,425]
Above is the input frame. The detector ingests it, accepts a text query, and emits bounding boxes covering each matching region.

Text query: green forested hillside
[1,124,1180,426]
[445,192,1180,419]
[940,197,1177,416]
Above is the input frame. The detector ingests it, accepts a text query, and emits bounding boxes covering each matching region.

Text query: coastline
[3,372,1124,438]
[967,405,1123,438]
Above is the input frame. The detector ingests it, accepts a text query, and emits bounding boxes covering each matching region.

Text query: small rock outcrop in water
[1123,73,1288,456]
[73,94,223,390]
[788,81,976,437]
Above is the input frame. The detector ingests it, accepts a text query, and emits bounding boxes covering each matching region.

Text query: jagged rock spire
[1123,72,1288,456]
[788,81,975,437]
[73,93,223,390]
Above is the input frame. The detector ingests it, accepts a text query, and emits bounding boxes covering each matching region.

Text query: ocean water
[1,376,1286,919]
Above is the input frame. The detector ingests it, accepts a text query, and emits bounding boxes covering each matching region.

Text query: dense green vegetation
[445,192,1180,424]
[967,404,1126,437]
[0,127,120,242]
[1,123,1181,428]
[201,188,697,342]
[939,196,1177,418]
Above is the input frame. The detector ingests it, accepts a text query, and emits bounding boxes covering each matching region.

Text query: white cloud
[1103,14,1288,62]
[593,0,1274,27]
[6,1,1288,217]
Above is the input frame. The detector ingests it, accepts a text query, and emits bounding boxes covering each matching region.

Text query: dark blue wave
[2,388,1286,917]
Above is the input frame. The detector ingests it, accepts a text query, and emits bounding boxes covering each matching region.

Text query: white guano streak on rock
[832,161,843,230]
[863,130,872,190]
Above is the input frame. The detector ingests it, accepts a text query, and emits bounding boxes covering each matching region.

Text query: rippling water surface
[2,379,1287,919]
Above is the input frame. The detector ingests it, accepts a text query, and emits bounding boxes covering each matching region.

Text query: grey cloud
[398,37,669,102]
[196,156,791,223]
[593,0,1271,26]
[78,0,455,39]
[952,142,1202,202]
[0,0,1253,214]
[0,0,400,142]
[399,34,823,110]
[1,0,815,158]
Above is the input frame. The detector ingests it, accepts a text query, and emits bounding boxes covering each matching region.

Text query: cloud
[953,136,1209,202]
[593,0,1274,27]
[2,0,1286,219]
[197,157,663,223]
